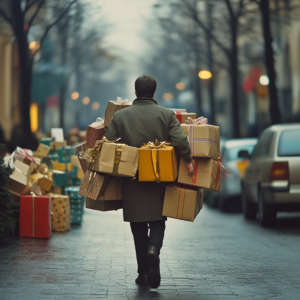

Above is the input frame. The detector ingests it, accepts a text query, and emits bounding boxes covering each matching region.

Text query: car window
[278,129,300,157]
[251,132,269,158]
[260,132,274,157]
[227,145,256,161]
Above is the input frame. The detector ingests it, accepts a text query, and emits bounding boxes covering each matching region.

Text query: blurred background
[0,0,300,150]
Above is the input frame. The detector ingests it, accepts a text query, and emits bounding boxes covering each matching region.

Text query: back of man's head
[135,75,157,98]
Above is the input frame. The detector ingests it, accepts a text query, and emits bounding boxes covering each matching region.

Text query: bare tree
[0,0,76,147]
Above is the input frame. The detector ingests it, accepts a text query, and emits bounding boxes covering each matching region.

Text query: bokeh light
[71,92,79,100]
[259,75,269,86]
[92,102,100,110]
[176,82,185,90]
[163,93,173,100]
[82,97,90,105]
[198,70,212,79]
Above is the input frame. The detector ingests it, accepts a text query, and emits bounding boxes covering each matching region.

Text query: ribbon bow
[2,151,15,169]
[143,140,170,149]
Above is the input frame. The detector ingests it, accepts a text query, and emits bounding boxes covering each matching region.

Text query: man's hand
[186,159,195,176]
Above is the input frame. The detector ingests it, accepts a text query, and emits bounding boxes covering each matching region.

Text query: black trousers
[130,220,166,276]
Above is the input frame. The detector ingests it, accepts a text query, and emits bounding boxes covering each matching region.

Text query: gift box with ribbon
[47,193,71,232]
[14,147,41,171]
[85,139,138,177]
[174,112,197,124]
[19,194,51,238]
[178,157,224,192]
[162,184,204,221]
[104,97,131,127]
[75,142,88,173]
[78,170,111,200]
[86,198,123,212]
[138,141,178,182]
[86,119,107,148]
[30,173,53,192]
[181,124,220,159]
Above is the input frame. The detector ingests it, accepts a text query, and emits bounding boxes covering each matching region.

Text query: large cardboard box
[181,124,220,159]
[79,171,111,200]
[86,122,106,148]
[178,157,222,192]
[88,143,138,177]
[86,198,123,211]
[47,193,71,232]
[99,177,122,201]
[162,185,204,221]
[138,144,178,182]
[6,160,30,195]
[19,195,51,238]
[174,112,197,124]
[104,100,131,127]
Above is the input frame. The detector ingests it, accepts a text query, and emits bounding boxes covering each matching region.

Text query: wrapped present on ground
[178,157,223,192]
[138,141,178,182]
[57,146,76,163]
[5,158,30,195]
[99,177,122,201]
[75,142,88,173]
[181,124,220,159]
[30,173,53,192]
[47,193,71,232]
[65,186,84,199]
[34,143,51,158]
[19,194,51,238]
[162,184,204,221]
[86,140,138,177]
[79,170,111,200]
[104,97,131,127]
[70,208,83,223]
[174,112,197,124]
[86,198,123,212]
[40,137,53,147]
[52,170,68,187]
[53,186,63,195]
[52,161,73,171]
[86,119,107,148]
[14,147,41,171]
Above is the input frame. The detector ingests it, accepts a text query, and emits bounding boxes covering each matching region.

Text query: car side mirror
[238,150,250,159]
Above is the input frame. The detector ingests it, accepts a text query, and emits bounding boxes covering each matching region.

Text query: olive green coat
[105,97,191,222]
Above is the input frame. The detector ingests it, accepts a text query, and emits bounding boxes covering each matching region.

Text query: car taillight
[269,162,289,181]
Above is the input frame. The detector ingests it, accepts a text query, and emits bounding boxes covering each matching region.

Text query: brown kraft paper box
[162,185,204,221]
[104,100,131,127]
[178,157,222,192]
[86,198,123,211]
[181,124,220,159]
[174,112,197,124]
[98,177,122,201]
[87,143,138,177]
[86,123,107,148]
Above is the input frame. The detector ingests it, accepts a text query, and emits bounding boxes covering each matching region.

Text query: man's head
[135,75,157,98]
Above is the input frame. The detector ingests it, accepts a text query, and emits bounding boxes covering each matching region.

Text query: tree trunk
[230,23,240,138]
[260,0,281,124]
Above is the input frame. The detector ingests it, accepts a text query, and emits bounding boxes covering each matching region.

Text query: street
[0,202,300,300]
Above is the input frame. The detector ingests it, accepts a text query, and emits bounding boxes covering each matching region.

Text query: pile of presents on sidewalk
[3,128,85,239]
[76,99,224,223]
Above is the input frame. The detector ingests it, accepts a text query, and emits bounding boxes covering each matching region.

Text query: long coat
[105,97,191,222]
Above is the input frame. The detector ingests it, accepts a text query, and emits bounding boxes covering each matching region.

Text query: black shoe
[135,275,148,285]
[147,246,161,288]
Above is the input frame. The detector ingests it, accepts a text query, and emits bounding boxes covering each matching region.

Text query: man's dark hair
[135,75,157,98]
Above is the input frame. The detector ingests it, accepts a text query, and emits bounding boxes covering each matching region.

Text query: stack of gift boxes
[3,128,86,239]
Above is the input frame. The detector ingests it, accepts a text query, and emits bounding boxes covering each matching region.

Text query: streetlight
[82,97,90,105]
[198,70,212,79]
[259,75,269,86]
[175,82,185,90]
[92,102,100,110]
[71,92,79,100]
[163,93,173,100]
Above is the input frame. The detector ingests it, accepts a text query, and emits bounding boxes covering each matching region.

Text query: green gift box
[71,211,83,223]
[65,186,84,199]
[53,171,68,187]
[57,146,75,163]
[41,137,52,147]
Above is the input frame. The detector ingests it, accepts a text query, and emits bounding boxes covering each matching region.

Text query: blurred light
[30,103,38,132]
[92,102,100,110]
[82,97,90,105]
[176,82,185,90]
[198,70,212,79]
[71,92,79,100]
[259,75,269,86]
[29,41,40,53]
[163,93,173,101]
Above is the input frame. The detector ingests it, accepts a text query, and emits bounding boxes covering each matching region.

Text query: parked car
[241,124,300,227]
[217,138,258,211]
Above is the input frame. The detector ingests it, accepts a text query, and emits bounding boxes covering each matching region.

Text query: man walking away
[106,75,194,288]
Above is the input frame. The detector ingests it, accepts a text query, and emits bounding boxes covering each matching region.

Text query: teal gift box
[71,211,83,223]
[41,137,52,147]
[53,170,68,187]
[57,146,75,163]
[65,186,84,199]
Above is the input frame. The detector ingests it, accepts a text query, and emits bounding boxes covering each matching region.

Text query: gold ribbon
[113,145,122,175]
[79,137,120,163]
[143,140,170,182]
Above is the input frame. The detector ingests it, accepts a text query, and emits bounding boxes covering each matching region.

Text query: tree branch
[26,0,46,36]
[0,8,14,27]
[34,0,77,57]
[224,0,235,20]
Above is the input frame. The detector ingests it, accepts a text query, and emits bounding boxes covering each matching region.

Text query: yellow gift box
[52,161,73,171]
[138,141,178,182]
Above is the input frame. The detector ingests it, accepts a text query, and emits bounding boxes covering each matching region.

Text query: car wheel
[258,189,276,227]
[242,187,256,220]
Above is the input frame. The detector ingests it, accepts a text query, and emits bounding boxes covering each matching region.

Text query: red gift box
[19,195,51,238]
[86,124,106,148]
